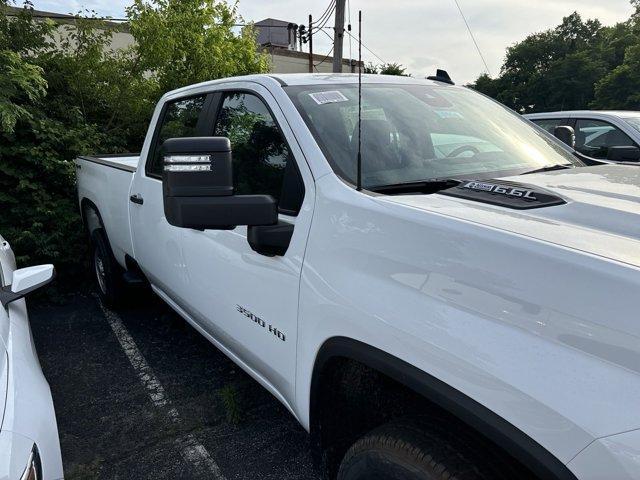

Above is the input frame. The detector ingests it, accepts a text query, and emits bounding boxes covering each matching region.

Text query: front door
[574,118,640,161]
[178,84,314,404]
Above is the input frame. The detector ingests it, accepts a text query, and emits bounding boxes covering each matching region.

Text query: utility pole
[332,0,346,73]
[308,14,313,73]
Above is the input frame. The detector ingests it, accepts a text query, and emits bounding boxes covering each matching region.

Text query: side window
[147,95,208,177]
[214,92,293,204]
[531,118,569,135]
[575,119,637,159]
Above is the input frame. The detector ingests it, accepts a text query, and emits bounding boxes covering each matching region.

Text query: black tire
[91,229,126,308]
[337,417,527,480]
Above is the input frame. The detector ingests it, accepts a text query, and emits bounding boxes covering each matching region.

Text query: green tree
[471,3,640,113]
[363,62,379,74]
[470,10,632,113]
[0,0,271,291]
[363,62,409,76]
[0,50,46,133]
[126,0,269,94]
[0,2,110,284]
[593,44,640,109]
[379,62,409,76]
[592,1,640,109]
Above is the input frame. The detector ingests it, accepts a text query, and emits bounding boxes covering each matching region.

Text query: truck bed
[77,154,140,173]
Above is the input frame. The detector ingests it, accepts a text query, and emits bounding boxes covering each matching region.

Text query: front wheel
[91,229,126,308]
[337,418,523,480]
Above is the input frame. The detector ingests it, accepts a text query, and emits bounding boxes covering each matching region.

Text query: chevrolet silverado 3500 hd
[77,73,640,480]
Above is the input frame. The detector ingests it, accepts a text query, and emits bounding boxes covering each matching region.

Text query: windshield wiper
[522,164,574,175]
[370,178,462,195]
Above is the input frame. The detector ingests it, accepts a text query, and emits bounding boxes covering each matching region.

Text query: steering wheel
[447,145,480,158]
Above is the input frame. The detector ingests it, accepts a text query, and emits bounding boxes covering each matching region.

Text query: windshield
[286,84,579,189]
[624,117,640,133]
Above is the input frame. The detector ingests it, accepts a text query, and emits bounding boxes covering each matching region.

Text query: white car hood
[383,164,640,268]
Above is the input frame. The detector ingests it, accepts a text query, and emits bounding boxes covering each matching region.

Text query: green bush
[0,0,267,290]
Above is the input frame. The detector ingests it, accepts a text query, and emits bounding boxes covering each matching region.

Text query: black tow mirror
[607,146,640,162]
[162,137,277,230]
[554,126,576,149]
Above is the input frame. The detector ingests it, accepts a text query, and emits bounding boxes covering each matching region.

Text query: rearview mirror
[607,146,640,162]
[0,264,55,307]
[162,137,277,230]
[554,126,576,149]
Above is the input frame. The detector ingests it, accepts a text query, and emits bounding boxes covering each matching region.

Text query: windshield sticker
[309,91,349,105]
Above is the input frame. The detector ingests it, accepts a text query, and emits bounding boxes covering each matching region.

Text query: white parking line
[95,296,225,479]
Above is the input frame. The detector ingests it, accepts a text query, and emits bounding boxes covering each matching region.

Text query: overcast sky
[30,0,635,83]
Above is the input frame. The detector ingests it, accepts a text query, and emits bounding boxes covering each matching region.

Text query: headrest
[353,119,393,147]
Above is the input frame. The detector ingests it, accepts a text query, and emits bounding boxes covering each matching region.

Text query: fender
[80,198,123,269]
[310,337,578,480]
[80,198,102,236]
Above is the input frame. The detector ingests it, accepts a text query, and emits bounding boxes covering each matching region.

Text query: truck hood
[383,164,640,268]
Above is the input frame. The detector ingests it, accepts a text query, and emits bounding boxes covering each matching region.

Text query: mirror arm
[248,222,294,257]
[0,269,56,307]
[0,287,22,307]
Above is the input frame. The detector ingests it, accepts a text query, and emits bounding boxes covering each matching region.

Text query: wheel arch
[80,198,104,236]
[80,198,120,264]
[309,336,577,480]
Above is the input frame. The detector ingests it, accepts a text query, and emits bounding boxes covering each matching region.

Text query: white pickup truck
[76,73,640,480]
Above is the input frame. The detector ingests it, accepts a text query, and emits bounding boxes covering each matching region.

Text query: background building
[6,7,358,73]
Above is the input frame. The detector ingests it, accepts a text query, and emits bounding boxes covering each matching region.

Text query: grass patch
[219,384,243,425]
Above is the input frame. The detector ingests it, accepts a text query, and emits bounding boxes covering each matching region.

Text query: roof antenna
[356,10,363,191]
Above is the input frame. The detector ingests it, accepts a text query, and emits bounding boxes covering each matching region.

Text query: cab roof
[525,110,640,119]
[165,73,453,99]
[267,73,445,87]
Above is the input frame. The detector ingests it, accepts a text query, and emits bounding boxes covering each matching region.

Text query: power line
[345,29,386,65]
[319,28,334,41]
[312,0,335,25]
[452,0,491,76]
[314,46,335,70]
[311,0,335,27]
[311,1,336,33]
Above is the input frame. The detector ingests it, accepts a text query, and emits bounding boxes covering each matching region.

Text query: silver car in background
[0,235,62,480]
[525,110,640,163]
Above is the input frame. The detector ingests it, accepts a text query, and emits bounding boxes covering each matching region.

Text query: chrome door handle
[130,194,144,205]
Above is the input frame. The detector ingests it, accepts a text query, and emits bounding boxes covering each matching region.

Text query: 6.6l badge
[462,181,538,200]
[440,179,566,210]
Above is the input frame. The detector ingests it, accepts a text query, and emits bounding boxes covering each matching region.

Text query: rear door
[130,94,216,299]
[177,83,314,404]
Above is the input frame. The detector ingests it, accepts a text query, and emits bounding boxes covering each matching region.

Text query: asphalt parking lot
[30,292,320,480]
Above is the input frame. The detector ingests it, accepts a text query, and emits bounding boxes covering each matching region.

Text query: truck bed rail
[77,154,140,173]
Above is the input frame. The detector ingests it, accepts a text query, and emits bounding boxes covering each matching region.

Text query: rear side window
[146,95,208,177]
